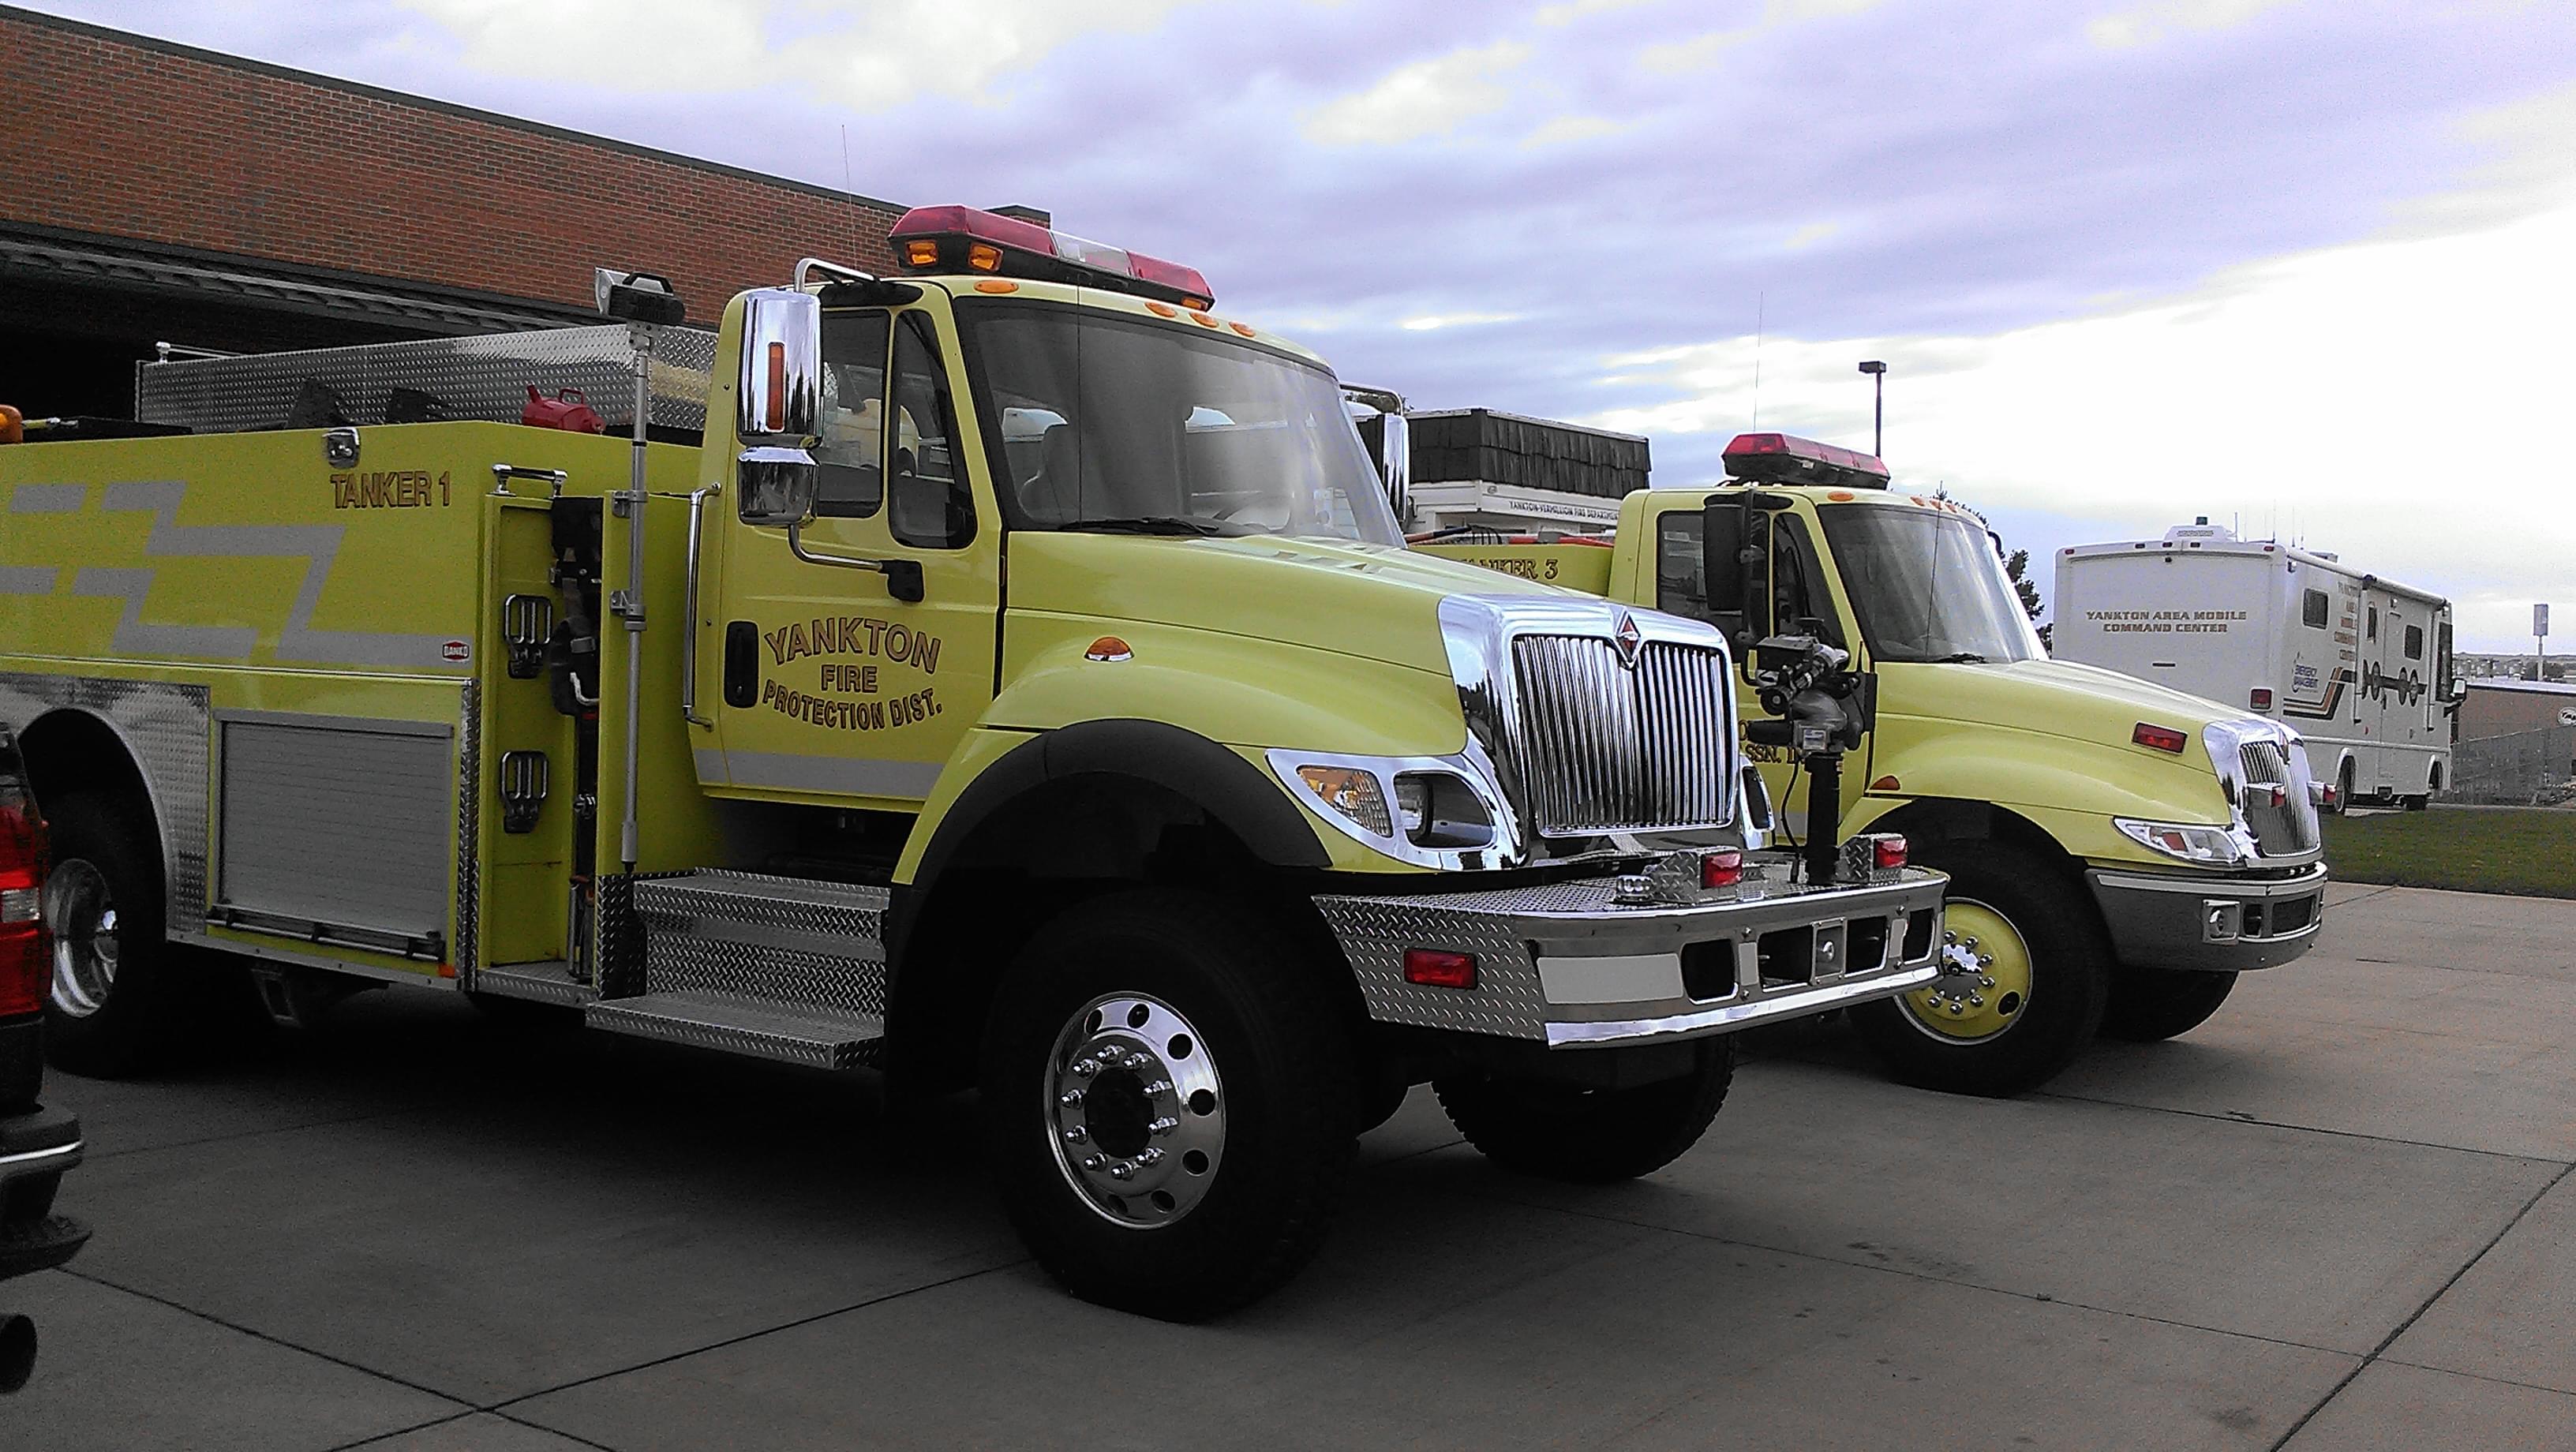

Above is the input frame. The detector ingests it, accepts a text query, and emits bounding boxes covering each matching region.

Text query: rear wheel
[981,889,1357,1320]
[2333,760,2357,815]
[40,790,177,1078]
[2100,967,2237,1042]
[1433,1039,1733,1182]
[2402,793,2429,812]
[1849,840,2110,1096]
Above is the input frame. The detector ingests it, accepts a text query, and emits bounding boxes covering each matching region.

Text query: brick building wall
[0,4,906,324]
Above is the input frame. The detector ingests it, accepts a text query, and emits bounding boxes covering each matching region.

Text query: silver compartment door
[215,713,451,956]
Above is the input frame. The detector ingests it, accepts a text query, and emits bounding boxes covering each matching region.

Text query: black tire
[2402,793,2429,812]
[1433,1038,1733,1182]
[40,788,178,1078]
[1848,840,2111,1097]
[980,889,1357,1321]
[2101,967,2237,1042]
[2333,761,2357,815]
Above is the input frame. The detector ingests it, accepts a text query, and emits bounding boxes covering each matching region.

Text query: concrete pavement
[6,882,2573,1449]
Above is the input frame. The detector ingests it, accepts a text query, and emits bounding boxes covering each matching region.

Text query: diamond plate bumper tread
[1316,863,1947,1047]
[630,869,889,1017]
[584,990,886,1070]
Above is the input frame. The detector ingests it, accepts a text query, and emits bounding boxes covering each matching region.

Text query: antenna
[1750,291,1765,428]
[840,125,863,264]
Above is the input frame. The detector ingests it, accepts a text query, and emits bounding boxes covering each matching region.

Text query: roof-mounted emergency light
[1721,432,1891,490]
[886,204,1215,311]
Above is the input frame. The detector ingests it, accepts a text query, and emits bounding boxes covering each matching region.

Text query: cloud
[1399,311,1525,331]
[1644,0,1887,73]
[1519,114,1626,148]
[396,0,1200,108]
[2087,0,2300,49]
[1304,38,1533,146]
[1587,200,2576,649]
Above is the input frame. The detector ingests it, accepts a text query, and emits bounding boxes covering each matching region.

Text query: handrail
[680,484,720,726]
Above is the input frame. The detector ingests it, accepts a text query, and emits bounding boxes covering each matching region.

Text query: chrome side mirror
[738,288,822,440]
[1376,409,1410,526]
[736,447,818,527]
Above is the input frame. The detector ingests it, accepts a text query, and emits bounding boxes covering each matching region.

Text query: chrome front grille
[1506,635,1730,836]
[2237,740,2317,855]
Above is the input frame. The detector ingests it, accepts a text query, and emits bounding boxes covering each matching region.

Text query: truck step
[622,871,890,1055]
[470,960,596,1006]
[584,990,886,1070]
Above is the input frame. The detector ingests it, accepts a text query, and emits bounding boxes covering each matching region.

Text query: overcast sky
[38,0,2576,649]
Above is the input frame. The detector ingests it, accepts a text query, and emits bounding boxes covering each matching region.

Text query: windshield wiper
[1060,515,1244,537]
[1933,651,1989,664]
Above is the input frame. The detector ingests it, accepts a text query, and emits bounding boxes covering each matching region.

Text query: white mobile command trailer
[2055,522,2457,811]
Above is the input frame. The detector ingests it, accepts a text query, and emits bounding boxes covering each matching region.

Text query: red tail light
[2249,688,2274,710]
[2132,723,2188,753]
[1700,849,1744,889]
[1874,835,1908,870]
[1402,948,1478,990]
[0,794,47,1018]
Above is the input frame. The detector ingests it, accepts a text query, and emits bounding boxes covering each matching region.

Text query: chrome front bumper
[1315,863,1947,1049]
[2087,860,2329,972]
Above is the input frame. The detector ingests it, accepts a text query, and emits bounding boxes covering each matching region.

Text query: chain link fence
[2451,725,2576,805]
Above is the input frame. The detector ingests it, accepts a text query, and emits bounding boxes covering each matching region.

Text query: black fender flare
[887,719,1328,964]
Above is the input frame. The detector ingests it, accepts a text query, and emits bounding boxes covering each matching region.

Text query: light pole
[1858,360,1886,458]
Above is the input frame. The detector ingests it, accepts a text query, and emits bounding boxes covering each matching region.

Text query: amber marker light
[974,280,1020,294]
[967,242,1003,271]
[1189,312,1221,328]
[903,238,940,268]
[1229,321,1257,337]
[1146,301,1180,318]
[764,342,788,432]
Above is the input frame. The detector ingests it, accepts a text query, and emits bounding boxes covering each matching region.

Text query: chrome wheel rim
[43,858,118,1019]
[1044,992,1225,1229]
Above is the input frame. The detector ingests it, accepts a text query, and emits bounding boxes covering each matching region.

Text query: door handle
[724,621,760,708]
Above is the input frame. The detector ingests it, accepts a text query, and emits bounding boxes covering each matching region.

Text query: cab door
[1649,500,1866,841]
[712,298,1000,806]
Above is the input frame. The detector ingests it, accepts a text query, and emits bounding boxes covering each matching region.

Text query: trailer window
[2367,606,2378,641]
[2405,623,2423,661]
[814,311,893,518]
[2301,589,2329,630]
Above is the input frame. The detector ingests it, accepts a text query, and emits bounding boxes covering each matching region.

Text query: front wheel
[1848,840,2110,1096]
[981,889,1357,1321]
[1433,1039,1733,1182]
[41,789,178,1078]
[2101,967,2237,1042]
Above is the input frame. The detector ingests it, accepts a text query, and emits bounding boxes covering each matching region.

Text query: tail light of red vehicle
[0,769,47,1018]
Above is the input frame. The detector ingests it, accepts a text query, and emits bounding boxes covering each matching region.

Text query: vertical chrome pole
[616,321,653,870]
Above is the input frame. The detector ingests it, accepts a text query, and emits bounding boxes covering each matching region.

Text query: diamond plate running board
[470,960,596,1006]
[584,990,886,1070]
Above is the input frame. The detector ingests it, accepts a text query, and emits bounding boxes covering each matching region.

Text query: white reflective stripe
[1537,952,1685,1006]
[692,748,732,786]
[9,483,85,513]
[721,749,942,799]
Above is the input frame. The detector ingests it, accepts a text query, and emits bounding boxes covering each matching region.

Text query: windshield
[956,299,1402,545]
[1816,503,2043,664]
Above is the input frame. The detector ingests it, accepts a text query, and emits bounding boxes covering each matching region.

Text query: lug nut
[1137,1148,1165,1166]
[1141,1080,1174,1097]
[1109,1162,1136,1181]
[1072,1058,1099,1077]
[1064,1125,1088,1144]
[1948,1002,1964,1015]
[1969,995,1985,1008]
[1081,1154,1105,1171]
[1058,1089,1085,1106]
[1124,1053,1151,1070]
[1978,954,1994,968]
[1979,976,1996,990]
[1148,1117,1180,1136]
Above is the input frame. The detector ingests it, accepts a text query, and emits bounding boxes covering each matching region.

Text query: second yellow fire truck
[1,209,1943,1317]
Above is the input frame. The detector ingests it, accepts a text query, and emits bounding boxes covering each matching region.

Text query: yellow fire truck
[1421,434,2329,1097]
[1,211,1942,1317]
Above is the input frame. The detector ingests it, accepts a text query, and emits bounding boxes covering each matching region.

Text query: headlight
[2114,818,2247,866]
[1276,751,1504,864]
[1297,765,1391,837]
[1392,771,1495,849]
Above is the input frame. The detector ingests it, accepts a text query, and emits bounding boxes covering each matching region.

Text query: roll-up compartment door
[214,713,451,958]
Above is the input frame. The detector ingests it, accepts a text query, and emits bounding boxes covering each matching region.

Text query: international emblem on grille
[1612,610,1643,669]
